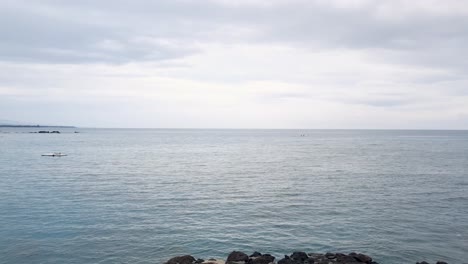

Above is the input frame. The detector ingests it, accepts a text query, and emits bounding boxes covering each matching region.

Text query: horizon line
[3,125,468,131]
[72,127,468,131]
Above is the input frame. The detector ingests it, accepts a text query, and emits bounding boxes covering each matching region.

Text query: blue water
[0,129,467,264]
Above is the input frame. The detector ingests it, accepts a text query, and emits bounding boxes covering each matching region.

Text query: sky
[1,0,468,129]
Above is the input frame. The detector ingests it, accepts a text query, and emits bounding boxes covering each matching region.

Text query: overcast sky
[1,0,468,128]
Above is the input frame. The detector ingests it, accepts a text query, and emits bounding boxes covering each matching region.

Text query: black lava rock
[226,251,249,263]
[278,256,294,264]
[291,252,309,262]
[165,255,196,264]
[353,253,373,263]
[250,254,275,264]
[250,251,262,258]
[335,254,359,263]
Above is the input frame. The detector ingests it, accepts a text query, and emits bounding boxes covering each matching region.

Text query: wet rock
[250,252,262,258]
[307,253,328,264]
[250,254,275,264]
[353,253,372,263]
[334,254,361,264]
[166,251,380,264]
[436,262,448,264]
[291,252,309,262]
[278,256,294,264]
[226,251,249,263]
[313,261,331,264]
[165,255,196,264]
[416,262,429,264]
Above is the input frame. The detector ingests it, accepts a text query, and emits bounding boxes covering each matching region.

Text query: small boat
[42,152,67,157]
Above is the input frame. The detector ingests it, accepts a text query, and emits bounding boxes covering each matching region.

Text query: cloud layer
[1,0,468,128]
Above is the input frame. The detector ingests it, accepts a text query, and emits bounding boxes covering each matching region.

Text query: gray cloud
[0,1,205,63]
[1,0,468,69]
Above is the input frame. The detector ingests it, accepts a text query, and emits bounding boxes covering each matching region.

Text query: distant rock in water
[35,130,62,133]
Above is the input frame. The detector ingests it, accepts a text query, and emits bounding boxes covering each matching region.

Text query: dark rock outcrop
[349,252,373,263]
[165,255,196,264]
[290,252,309,262]
[335,254,361,263]
[164,250,450,264]
[277,255,294,264]
[278,253,313,264]
[226,251,249,263]
[250,254,275,264]
[250,252,262,258]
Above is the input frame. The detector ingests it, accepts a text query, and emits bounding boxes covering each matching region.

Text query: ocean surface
[0,128,467,264]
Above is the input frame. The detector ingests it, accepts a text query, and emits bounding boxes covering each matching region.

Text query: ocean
[0,128,467,264]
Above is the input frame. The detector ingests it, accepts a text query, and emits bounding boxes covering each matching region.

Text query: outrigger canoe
[42,152,67,157]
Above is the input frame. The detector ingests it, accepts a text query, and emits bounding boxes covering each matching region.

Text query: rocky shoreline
[165,251,449,264]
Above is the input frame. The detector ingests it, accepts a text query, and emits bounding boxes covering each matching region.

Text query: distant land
[0,119,75,128]
[0,125,76,128]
